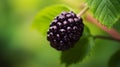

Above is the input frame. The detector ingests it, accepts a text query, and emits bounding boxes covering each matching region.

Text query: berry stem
[77,6,89,17]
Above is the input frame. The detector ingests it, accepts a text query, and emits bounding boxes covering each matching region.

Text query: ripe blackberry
[47,11,84,51]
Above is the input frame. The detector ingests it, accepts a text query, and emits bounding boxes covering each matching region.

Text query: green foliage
[1,0,120,67]
[86,0,120,28]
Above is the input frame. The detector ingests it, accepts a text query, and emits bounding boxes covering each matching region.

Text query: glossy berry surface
[47,11,84,51]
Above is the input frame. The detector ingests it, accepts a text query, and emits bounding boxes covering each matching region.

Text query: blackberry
[47,11,84,51]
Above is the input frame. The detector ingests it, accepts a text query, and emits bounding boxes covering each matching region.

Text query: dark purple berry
[47,11,84,51]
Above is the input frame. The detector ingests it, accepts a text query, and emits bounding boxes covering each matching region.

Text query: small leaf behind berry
[61,26,94,67]
[32,4,70,35]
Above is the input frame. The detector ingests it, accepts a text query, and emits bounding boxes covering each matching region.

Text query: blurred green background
[0,0,120,67]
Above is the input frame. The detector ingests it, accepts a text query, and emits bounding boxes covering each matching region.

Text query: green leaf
[109,49,120,67]
[113,18,120,33]
[61,26,94,67]
[32,4,70,35]
[86,0,120,28]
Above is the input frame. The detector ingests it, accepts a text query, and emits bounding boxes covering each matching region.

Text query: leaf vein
[107,0,117,17]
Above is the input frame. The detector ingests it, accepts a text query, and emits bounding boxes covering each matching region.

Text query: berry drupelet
[47,11,84,51]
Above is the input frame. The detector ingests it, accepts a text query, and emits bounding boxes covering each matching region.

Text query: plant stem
[86,14,120,41]
[77,6,89,17]
[93,35,120,42]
